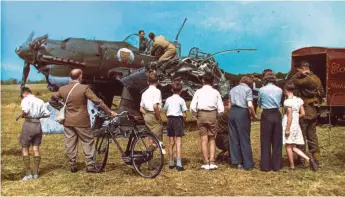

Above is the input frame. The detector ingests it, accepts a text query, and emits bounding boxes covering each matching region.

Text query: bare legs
[169,136,182,167]
[285,144,310,169]
[200,135,216,164]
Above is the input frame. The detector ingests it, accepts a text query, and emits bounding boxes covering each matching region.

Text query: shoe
[309,158,318,171]
[312,152,320,165]
[176,166,185,171]
[86,167,101,173]
[169,165,175,169]
[22,174,33,181]
[148,165,158,170]
[286,167,295,171]
[33,174,39,179]
[209,163,218,170]
[148,161,158,170]
[71,166,78,173]
[296,159,308,168]
[201,164,210,170]
[237,164,244,170]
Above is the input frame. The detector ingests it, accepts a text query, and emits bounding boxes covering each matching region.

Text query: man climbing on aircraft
[148,32,176,62]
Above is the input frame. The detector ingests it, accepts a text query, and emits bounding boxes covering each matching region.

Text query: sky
[1,1,345,81]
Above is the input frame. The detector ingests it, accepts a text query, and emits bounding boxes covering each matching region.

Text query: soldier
[138,30,149,54]
[215,95,231,164]
[148,32,176,62]
[290,61,325,165]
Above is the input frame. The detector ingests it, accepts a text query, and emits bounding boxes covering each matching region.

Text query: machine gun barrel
[175,18,187,42]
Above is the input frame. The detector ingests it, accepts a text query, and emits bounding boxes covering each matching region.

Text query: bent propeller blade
[21,61,30,88]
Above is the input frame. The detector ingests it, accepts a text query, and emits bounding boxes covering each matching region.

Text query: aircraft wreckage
[15,18,256,121]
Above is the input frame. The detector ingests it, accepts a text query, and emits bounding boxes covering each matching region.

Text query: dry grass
[1,84,345,196]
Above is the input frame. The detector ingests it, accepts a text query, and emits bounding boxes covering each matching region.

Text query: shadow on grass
[1,148,21,156]
[1,163,64,181]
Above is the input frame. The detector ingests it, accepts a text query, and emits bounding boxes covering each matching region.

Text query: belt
[262,108,279,111]
[303,98,318,104]
[25,117,41,120]
[231,105,246,109]
[25,118,41,123]
[198,109,216,112]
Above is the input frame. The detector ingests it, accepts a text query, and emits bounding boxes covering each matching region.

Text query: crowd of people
[15,59,324,180]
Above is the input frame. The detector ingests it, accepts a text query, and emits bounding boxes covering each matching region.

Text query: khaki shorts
[19,119,43,147]
[144,113,163,140]
[197,110,217,137]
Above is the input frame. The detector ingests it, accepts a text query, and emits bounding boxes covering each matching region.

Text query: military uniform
[139,37,149,54]
[290,71,324,162]
[215,108,230,163]
[150,35,176,62]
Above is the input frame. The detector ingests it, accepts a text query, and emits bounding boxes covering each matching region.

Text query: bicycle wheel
[131,132,164,178]
[93,134,109,172]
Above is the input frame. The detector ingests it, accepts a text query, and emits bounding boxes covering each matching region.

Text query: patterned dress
[282,96,305,145]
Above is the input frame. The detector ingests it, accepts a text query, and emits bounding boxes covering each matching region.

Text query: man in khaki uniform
[290,61,324,165]
[49,69,116,173]
[215,95,230,164]
[149,32,176,62]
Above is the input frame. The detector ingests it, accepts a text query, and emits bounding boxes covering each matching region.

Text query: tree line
[1,72,288,85]
[1,78,46,85]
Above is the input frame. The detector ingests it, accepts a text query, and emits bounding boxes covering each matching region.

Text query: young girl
[282,82,318,171]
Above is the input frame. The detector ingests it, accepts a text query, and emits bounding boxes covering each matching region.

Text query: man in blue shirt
[258,69,283,172]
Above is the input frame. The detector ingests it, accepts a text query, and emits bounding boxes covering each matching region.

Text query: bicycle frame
[105,124,139,159]
[94,111,165,165]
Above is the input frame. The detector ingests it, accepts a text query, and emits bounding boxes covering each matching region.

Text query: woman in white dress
[282,82,318,171]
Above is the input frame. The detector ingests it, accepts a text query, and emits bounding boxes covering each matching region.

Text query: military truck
[288,47,345,124]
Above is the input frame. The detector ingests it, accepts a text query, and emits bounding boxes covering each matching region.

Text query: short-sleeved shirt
[258,83,283,109]
[229,83,253,108]
[140,85,162,112]
[164,94,187,116]
[190,85,224,114]
[284,96,304,113]
[21,95,50,118]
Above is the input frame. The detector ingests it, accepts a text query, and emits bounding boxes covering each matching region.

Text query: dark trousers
[260,109,283,171]
[228,106,254,169]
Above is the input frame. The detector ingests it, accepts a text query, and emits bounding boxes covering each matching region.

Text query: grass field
[1,84,345,196]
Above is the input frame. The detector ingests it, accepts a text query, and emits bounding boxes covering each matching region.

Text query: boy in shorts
[164,82,187,171]
[16,87,50,181]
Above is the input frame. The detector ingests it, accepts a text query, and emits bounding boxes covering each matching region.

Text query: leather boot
[312,152,320,165]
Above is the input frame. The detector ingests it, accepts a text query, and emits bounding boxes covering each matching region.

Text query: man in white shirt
[190,72,224,170]
[16,87,50,181]
[139,72,164,170]
[140,72,163,141]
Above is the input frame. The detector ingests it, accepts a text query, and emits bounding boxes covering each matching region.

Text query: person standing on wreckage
[148,32,176,62]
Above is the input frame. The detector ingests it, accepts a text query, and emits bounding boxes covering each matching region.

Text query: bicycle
[91,110,165,178]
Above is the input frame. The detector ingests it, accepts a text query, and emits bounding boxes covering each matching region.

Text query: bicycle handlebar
[116,111,129,116]
[94,110,133,120]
